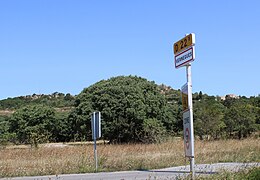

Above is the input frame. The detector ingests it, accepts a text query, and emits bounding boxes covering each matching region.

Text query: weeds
[197,166,260,180]
[0,138,259,177]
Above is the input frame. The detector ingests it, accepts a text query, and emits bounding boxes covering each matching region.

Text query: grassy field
[0,138,259,177]
[198,166,260,180]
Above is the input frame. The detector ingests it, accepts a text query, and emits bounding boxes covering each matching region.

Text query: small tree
[224,101,256,139]
[9,105,56,144]
[0,116,17,146]
[194,99,225,140]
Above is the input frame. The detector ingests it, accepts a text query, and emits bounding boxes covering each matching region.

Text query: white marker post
[91,111,101,172]
[173,33,196,179]
[186,64,195,179]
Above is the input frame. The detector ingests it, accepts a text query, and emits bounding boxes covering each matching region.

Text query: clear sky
[0,0,259,100]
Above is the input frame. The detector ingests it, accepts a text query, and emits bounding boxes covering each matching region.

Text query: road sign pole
[186,64,195,179]
[94,138,98,172]
[91,111,102,172]
[92,112,98,172]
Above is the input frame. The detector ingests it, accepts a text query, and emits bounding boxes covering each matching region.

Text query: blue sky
[0,0,259,100]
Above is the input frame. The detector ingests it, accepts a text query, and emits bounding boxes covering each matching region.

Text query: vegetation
[0,92,75,110]
[198,167,260,180]
[0,138,259,177]
[68,76,176,143]
[0,75,259,178]
[0,75,259,145]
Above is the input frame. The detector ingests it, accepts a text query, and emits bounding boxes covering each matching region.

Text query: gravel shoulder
[2,162,259,180]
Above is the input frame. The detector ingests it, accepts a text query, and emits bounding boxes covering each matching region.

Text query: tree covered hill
[0,92,75,110]
[0,75,259,145]
[0,80,181,112]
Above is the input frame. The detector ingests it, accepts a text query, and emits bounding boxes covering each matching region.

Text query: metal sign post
[93,118,98,172]
[173,33,196,179]
[186,64,195,179]
[91,111,101,172]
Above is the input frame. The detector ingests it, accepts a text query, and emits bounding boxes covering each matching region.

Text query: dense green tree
[9,105,57,144]
[0,116,17,145]
[224,101,256,139]
[198,91,203,100]
[142,118,166,143]
[193,91,203,101]
[223,95,238,108]
[68,76,174,143]
[194,98,226,140]
[52,111,71,142]
[161,103,180,134]
[0,116,9,134]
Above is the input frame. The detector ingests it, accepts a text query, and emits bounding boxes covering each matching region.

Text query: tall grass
[197,166,260,180]
[0,138,259,177]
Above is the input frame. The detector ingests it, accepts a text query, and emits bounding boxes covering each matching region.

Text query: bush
[68,76,172,143]
[141,118,166,143]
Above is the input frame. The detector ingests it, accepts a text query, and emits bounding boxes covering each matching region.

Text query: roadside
[2,162,259,180]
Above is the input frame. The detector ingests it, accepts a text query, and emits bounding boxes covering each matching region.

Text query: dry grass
[0,138,259,177]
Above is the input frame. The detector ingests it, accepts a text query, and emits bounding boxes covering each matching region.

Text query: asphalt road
[2,162,259,180]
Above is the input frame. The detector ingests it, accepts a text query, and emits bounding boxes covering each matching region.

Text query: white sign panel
[183,110,192,157]
[175,46,195,68]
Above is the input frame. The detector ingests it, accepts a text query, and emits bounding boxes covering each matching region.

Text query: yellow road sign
[181,83,189,111]
[174,33,195,55]
[182,93,188,111]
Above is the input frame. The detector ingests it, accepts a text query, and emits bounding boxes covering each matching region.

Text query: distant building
[220,94,239,100]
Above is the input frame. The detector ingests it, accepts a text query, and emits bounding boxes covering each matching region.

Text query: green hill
[0,75,259,145]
